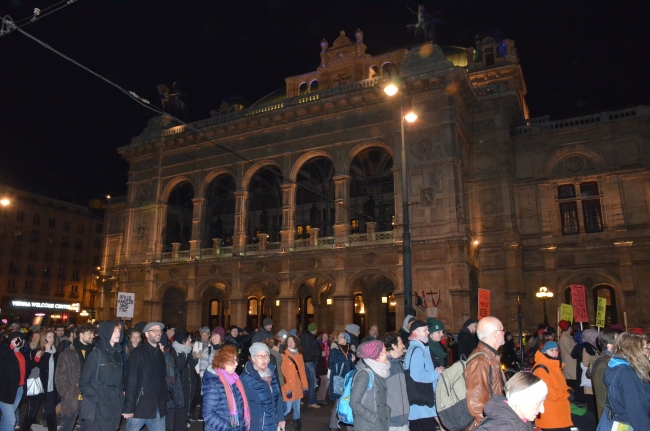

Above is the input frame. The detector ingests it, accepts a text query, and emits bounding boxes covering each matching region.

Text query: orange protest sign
[478,288,490,319]
[570,284,589,322]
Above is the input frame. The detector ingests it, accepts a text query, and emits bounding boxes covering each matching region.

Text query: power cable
[1,1,79,36]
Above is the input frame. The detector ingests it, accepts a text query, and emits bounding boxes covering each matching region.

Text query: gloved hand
[567,388,575,402]
[303,389,308,398]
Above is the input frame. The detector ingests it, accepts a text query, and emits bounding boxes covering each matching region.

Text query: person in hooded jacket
[397,315,415,351]
[597,332,650,431]
[577,328,599,414]
[477,372,547,431]
[532,341,573,431]
[458,318,478,361]
[169,328,197,431]
[78,321,124,431]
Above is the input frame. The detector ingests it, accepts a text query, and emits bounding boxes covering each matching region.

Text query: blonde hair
[39,331,55,353]
[611,332,650,383]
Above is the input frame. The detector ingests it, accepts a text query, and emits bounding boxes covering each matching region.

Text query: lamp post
[536,286,554,325]
[384,80,417,317]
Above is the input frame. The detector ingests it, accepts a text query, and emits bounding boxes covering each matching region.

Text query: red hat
[558,320,571,331]
[629,327,645,335]
[211,326,225,338]
[357,340,384,360]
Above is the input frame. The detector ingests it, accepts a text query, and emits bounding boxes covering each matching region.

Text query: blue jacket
[602,357,650,430]
[404,340,439,419]
[328,343,354,401]
[202,367,246,431]
[240,361,284,431]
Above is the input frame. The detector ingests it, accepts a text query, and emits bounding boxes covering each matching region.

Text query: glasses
[148,329,162,334]
[494,329,507,333]
[254,354,270,360]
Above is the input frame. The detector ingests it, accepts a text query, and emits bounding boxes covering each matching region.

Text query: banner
[560,303,574,323]
[570,284,589,322]
[116,292,135,318]
[595,297,607,328]
[478,288,490,319]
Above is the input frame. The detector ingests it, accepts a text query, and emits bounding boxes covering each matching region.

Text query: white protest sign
[116,292,135,318]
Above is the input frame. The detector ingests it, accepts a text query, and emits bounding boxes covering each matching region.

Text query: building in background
[97,30,650,334]
[0,186,104,326]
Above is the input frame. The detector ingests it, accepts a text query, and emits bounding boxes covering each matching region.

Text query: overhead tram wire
[0,1,80,36]
[0,18,372,223]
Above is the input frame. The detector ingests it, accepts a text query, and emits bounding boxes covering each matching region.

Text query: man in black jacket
[0,332,26,431]
[457,318,478,360]
[299,323,320,409]
[122,321,168,431]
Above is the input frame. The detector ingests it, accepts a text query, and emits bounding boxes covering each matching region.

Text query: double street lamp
[536,286,554,325]
[384,80,417,316]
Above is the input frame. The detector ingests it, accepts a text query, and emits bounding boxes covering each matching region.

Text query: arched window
[247,298,259,329]
[369,65,379,78]
[203,174,236,246]
[353,294,365,336]
[247,166,283,243]
[381,62,392,75]
[309,80,319,92]
[209,300,220,328]
[349,147,394,233]
[593,285,617,326]
[163,182,194,251]
[295,157,335,238]
[299,82,308,95]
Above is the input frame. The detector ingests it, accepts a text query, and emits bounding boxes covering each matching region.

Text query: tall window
[558,182,603,235]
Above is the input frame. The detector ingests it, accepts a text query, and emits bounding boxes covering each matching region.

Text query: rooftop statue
[407,4,444,44]
[156,81,188,120]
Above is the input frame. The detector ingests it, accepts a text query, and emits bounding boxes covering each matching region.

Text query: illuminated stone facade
[97,31,650,334]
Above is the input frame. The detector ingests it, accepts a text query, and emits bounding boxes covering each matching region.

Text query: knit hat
[341,332,350,343]
[462,318,478,328]
[211,326,225,338]
[263,318,273,327]
[541,341,558,353]
[143,321,164,333]
[174,327,187,342]
[345,324,360,334]
[249,342,270,357]
[558,320,571,331]
[402,315,416,332]
[427,318,444,332]
[7,331,24,344]
[357,340,384,360]
[277,329,288,339]
[308,323,318,332]
[288,329,297,336]
[410,320,428,333]
[629,327,645,335]
[582,329,598,348]
[228,325,240,333]
[30,325,41,333]
[200,326,211,334]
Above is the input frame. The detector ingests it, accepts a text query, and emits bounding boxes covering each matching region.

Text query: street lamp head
[536,286,553,299]
[384,83,398,96]
[0,198,10,207]
[404,112,418,123]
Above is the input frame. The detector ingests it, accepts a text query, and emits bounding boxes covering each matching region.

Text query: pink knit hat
[357,340,384,360]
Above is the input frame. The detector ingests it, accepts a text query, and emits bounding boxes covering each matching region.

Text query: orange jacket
[533,350,573,429]
[280,350,308,402]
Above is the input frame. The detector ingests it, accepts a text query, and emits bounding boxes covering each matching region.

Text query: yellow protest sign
[560,303,573,323]
[595,297,607,328]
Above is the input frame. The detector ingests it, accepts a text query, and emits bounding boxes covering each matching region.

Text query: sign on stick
[478,288,490,319]
[595,297,607,328]
[570,284,589,323]
[116,292,135,319]
[560,303,574,323]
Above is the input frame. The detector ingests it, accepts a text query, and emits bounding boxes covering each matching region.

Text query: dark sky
[1,0,648,205]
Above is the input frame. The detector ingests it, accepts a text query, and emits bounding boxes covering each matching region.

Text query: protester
[56,325,94,431]
[426,318,448,368]
[398,315,415,350]
[199,327,225,377]
[465,316,506,431]
[0,332,26,431]
[125,330,141,358]
[328,332,355,402]
[20,330,57,431]
[350,341,391,431]
[383,333,409,431]
[202,345,250,431]
[78,321,124,431]
[404,320,440,431]
[458,318,478,360]
[54,324,67,351]
[532,341,573,431]
[578,328,599,414]
[264,337,285,387]
[558,320,578,392]
[169,328,198,431]
[240,342,285,431]
[252,318,274,343]
[299,323,321,409]
[122,321,169,431]
[361,325,379,344]
[597,332,650,430]
[280,335,308,430]
[315,332,330,406]
[345,324,361,351]
[501,331,518,370]
[590,327,622,420]
[477,372,548,431]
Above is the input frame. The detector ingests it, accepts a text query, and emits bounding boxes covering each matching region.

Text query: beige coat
[559,331,577,380]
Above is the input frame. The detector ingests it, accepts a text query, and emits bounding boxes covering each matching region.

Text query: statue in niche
[407,4,444,44]
[156,81,188,120]
[259,209,269,234]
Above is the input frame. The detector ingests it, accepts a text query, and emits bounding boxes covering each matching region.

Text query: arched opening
[203,174,236,247]
[247,166,283,243]
[369,65,379,79]
[353,294,366,336]
[351,273,396,335]
[297,296,314,332]
[349,147,394,234]
[309,80,319,92]
[295,157,335,238]
[593,285,618,326]
[162,287,186,328]
[202,285,228,328]
[381,62,392,75]
[163,182,194,251]
[299,82,308,95]
[247,297,259,329]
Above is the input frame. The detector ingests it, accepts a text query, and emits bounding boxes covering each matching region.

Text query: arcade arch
[295,156,335,238]
[161,287,186,328]
[163,182,194,251]
[247,166,283,243]
[203,174,236,246]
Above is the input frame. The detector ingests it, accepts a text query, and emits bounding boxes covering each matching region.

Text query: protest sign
[560,303,574,323]
[595,297,607,328]
[116,292,135,318]
[478,288,490,319]
[570,284,588,322]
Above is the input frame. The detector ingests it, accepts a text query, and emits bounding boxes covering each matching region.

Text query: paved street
[28,401,336,431]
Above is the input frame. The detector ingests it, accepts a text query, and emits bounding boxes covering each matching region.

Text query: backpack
[336,367,375,425]
[435,351,490,431]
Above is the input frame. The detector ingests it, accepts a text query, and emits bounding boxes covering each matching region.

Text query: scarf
[73,338,94,367]
[364,358,391,378]
[255,366,273,385]
[172,341,192,355]
[216,368,250,430]
[288,347,298,354]
[429,340,447,362]
[45,346,56,392]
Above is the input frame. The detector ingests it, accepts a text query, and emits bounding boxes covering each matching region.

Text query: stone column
[185,299,203,331]
[332,295,354,333]
[277,296,298,332]
[363,292,381,334]
[615,241,636,326]
[366,222,377,240]
[154,204,168,258]
[280,184,296,250]
[309,228,319,246]
[257,233,269,251]
[189,240,199,259]
[233,191,248,255]
[191,198,204,247]
[212,238,222,254]
[332,175,350,247]
[229,298,248,329]
[172,242,181,260]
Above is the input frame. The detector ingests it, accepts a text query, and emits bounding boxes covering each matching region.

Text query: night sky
[1,0,648,205]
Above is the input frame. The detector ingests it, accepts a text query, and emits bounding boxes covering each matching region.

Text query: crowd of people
[1,316,648,431]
